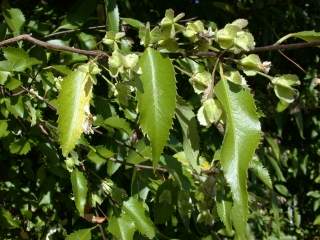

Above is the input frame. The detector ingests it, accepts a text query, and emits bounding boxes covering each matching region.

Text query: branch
[248,40,320,54]
[192,40,320,58]
[0,34,109,59]
[0,34,319,60]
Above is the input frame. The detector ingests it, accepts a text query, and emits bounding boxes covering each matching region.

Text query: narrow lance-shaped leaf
[137,48,176,165]
[70,169,88,217]
[214,79,261,239]
[276,30,320,44]
[176,99,200,172]
[57,63,99,156]
[105,0,120,32]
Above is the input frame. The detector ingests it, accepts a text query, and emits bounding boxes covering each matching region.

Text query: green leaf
[176,99,200,172]
[9,138,31,155]
[66,228,92,240]
[108,213,136,240]
[249,157,272,189]
[276,30,320,44]
[122,18,145,29]
[216,198,233,236]
[87,146,114,167]
[103,116,132,134]
[71,169,88,216]
[3,8,25,35]
[0,120,9,138]
[57,63,99,156]
[105,0,120,32]
[313,215,320,225]
[214,79,261,239]
[196,98,222,127]
[122,197,156,239]
[0,208,20,229]
[137,48,176,165]
[0,47,41,72]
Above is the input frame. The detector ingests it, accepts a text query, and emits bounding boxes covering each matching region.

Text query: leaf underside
[215,79,261,239]
[137,48,176,165]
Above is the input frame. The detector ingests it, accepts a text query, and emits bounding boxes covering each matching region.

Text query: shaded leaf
[71,169,88,216]
[137,48,176,165]
[176,99,200,172]
[214,79,261,239]
[0,208,20,229]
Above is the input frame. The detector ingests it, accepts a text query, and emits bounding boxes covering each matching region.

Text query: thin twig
[277,50,306,73]
[20,86,56,110]
[203,52,224,100]
[45,25,106,39]
[108,157,168,172]
[0,34,109,59]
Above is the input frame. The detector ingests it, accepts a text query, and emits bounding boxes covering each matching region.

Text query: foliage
[0,0,319,239]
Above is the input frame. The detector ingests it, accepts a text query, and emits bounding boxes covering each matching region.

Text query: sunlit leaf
[108,213,136,240]
[57,63,99,156]
[3,8,25,35]
[277,30,320,44]
[215,79,261,239]
[137,48,176,165]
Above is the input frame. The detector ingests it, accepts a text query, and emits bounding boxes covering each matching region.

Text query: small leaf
[0,120,9,138]
[57,63,99,156]
[3,8,25,35]
[122,197,156,239]
[137,48,176,165]
[71,169,88,216]
[66,228,92,240]
[214,79,261,239]
[197,98,222,127]
[249,157,272,189]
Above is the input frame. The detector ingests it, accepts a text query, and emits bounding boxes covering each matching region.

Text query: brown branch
[0,34,109,59]
[0,34,319,60]
[248,40,320,54]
